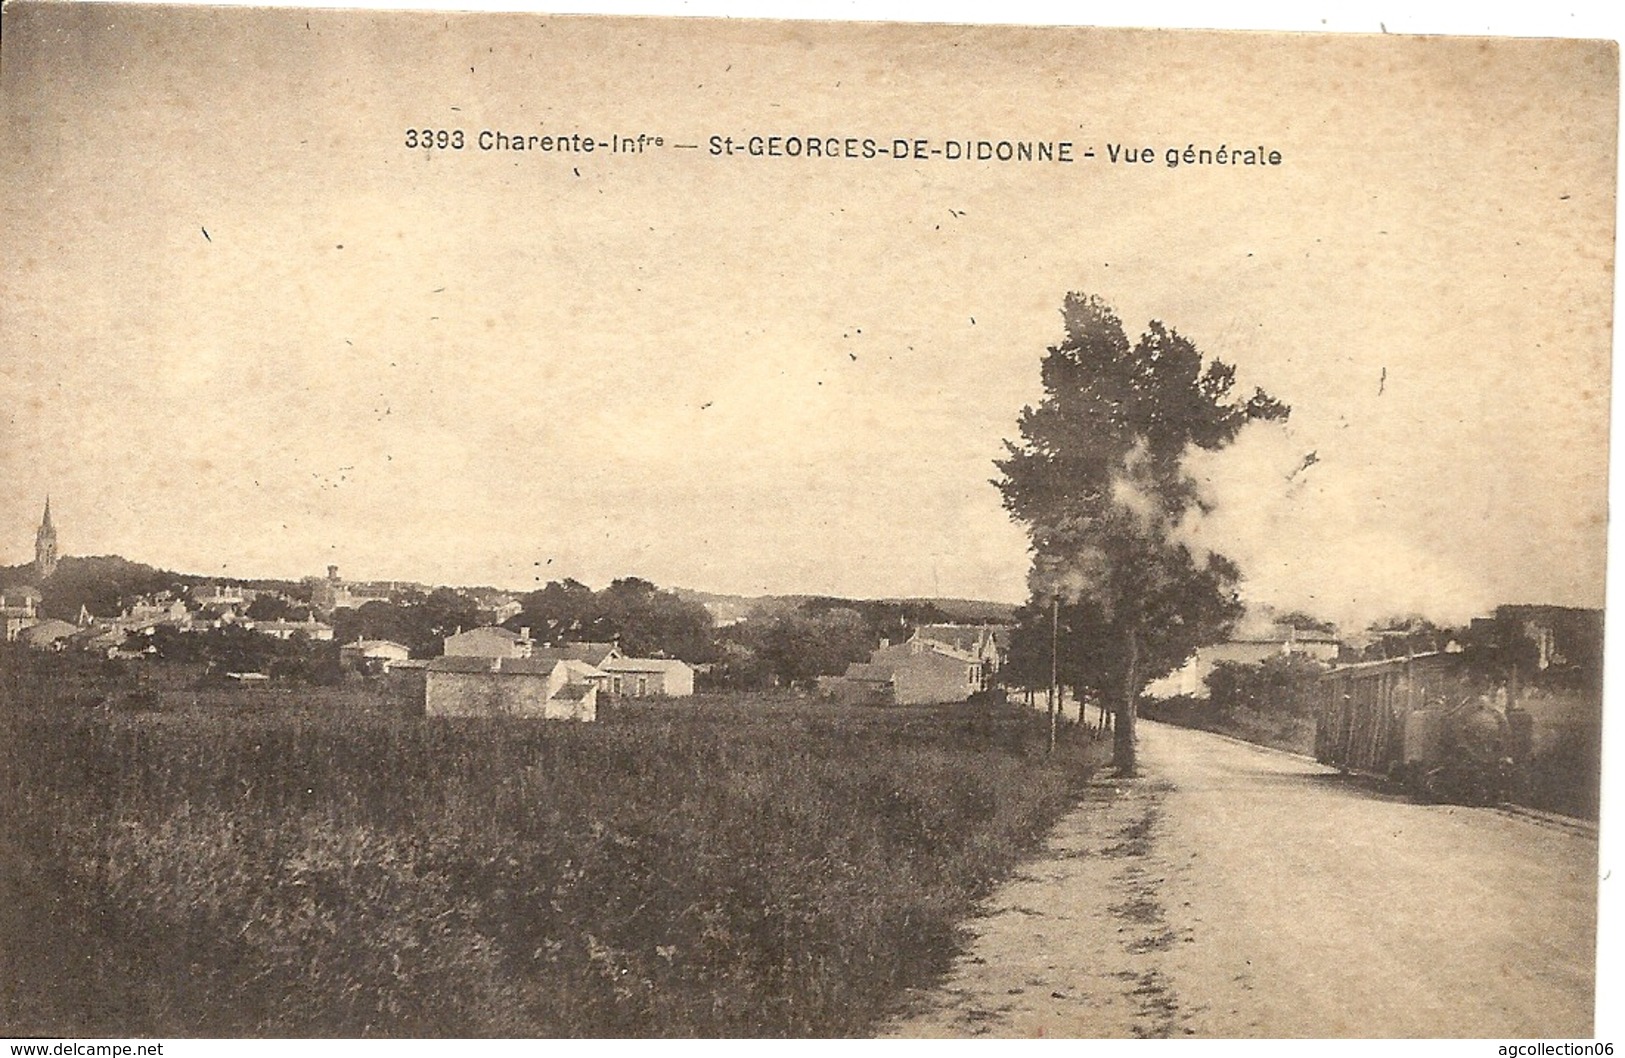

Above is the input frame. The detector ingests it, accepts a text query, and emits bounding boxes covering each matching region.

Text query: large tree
[595,577,716,661]
[510,577,716,661]
[995,293,1288,774]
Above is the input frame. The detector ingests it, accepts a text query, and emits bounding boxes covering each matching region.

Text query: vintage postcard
[0,3,1616,1043]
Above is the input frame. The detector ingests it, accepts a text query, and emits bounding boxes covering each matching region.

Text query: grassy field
[0,651,1108,1037]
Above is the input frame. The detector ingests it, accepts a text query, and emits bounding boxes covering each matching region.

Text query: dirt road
[885,720,1598,1038]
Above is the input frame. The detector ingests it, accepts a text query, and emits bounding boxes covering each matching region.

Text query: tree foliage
[1355,615,1451,661]
[795,597,954,637]
[994,293,1288,771]
[509,577,716,661]
[245,593,306,622]
[746,606,875,689]
[419,588,484,645]
[24,556,184,622]
[143,624,341,684]
[1204,654,1327,719]
[324,590,482,659]
[331,601,420,654]
[708,599,978,691]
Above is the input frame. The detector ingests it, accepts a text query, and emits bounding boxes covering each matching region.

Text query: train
[1315,652,1531,805]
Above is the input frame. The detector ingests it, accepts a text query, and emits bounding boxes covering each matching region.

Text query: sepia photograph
[0,2,1617,1042]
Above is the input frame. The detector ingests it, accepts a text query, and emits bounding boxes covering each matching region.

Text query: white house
[194,583,252,608]
[250,616,335,641]
[599,657,695,698]
[340,638,412,673]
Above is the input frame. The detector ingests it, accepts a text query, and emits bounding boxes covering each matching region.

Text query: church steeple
[35,497,58,580]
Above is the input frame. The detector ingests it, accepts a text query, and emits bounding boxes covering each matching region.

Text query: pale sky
[1,6,1615,621]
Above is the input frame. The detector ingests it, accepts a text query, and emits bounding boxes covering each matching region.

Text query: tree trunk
[1114,622,1139,776]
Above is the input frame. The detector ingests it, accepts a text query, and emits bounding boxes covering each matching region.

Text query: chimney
[327,565,340,583]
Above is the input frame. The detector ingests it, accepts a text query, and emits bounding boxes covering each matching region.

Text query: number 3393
[405,129,464,149]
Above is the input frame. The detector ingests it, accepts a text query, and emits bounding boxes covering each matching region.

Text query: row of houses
[2,587,336,655]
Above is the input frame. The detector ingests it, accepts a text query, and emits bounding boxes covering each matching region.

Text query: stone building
[422,655,598,720]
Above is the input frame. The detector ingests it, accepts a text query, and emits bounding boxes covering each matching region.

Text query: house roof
[914,624,1001,654]
[19,618,77,642]
[1323,651,1447,678]
[1231,633,1341,646]
[600,657,692,674]
[875,638,978,664]
[529,645,617,667]
[426,656,568,676]
[497,658,565,675]
[843,661,895,683]
[447,625,521,642]
[547,641,619,666]
[263,621,329,631]
[342,639,411,654]
[426,655,501,673]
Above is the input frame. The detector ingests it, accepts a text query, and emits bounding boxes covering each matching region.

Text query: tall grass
[0,656,1105,1037]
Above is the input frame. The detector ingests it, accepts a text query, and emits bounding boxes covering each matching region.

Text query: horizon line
[0,550,1030,609]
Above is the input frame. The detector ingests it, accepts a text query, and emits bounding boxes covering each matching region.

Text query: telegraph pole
[1049,593,1060,753]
